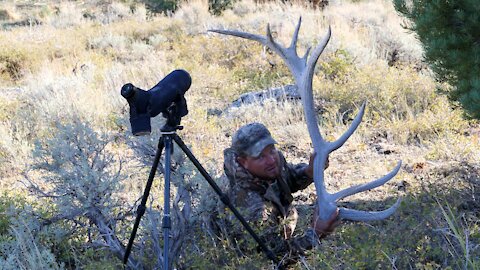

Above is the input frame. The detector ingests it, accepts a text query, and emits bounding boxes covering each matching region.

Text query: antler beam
[210,18,402,222]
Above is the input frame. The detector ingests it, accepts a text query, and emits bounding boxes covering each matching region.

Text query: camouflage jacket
[223,148,319,260]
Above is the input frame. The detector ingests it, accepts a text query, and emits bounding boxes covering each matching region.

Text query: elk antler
[209,18,402,222]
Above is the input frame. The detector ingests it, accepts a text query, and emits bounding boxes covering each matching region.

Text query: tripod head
[161,102,185,133]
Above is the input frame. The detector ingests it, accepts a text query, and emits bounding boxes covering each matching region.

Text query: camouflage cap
[231,122,277,157]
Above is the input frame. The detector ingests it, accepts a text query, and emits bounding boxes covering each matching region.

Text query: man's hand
[312,206,339,237]
[305,153,330,179]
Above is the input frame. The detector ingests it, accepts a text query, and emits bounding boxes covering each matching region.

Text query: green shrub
[208,0,236,16]
[0,192,27,236]
[319,49,355,83]
[0,192,63,270]
[0,40,46,83]
[144,0,236,15]
[144,0,181,14]
[0,48,29,81]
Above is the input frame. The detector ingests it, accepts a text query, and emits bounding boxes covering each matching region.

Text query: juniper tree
[394,0,480,119]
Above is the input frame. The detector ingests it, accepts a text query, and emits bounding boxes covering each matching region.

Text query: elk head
[209,18,402,222]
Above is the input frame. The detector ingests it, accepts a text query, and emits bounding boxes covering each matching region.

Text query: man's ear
[236,156,248,169]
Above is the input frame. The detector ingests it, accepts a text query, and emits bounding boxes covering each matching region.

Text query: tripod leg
[124,136,165,265]
[163,135,173,270]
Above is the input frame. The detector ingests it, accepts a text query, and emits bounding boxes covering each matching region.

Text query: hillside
[0,0,479,269]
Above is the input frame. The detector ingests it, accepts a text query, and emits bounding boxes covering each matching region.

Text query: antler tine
[305,26,331,79]
[208,29,267,44]
[288,17,312,63]
[289,17,302,52]
[264,23,307,79]
[328,101,366,152]
[210,25,305,78]
[339,197,402,221]
[332,161,402,201]
[264,24,286,60]
[301,26,333,150]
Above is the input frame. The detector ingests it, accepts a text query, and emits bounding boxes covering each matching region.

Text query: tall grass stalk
[438,200,478,270]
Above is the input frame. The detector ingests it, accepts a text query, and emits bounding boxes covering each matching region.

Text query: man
[223,122,338,263]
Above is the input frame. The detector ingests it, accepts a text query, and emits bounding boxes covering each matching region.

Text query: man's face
[237,144,280,180]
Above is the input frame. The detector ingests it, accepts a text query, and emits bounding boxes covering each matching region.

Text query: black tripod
[123,113,283,269]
